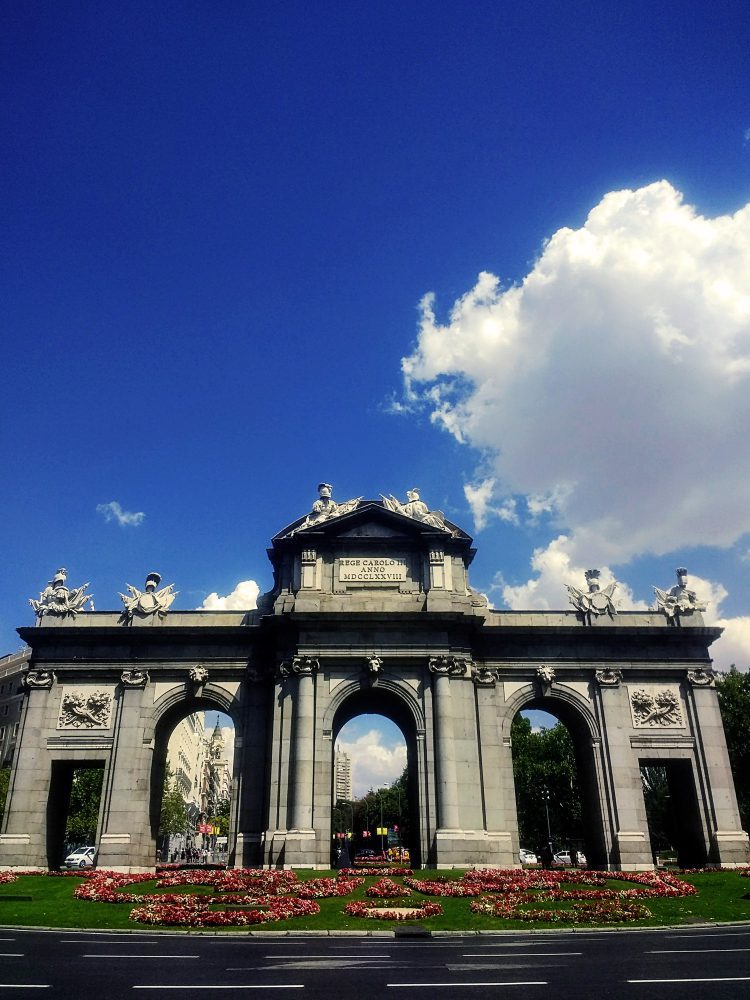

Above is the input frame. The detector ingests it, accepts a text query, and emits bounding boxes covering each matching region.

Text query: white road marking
[388,983,547,988]
[649,948,750,953]
[0,988,49,991]
[462,952,581,957]
[83,955,200,959]
[134,988,304,992]
[628,977,750,984]
[262,954,391,959]
[665,931,750,938]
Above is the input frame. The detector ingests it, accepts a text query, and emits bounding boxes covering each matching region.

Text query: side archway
[503,684,608,868]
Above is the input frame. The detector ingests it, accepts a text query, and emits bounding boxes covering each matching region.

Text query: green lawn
[0,868,748,932]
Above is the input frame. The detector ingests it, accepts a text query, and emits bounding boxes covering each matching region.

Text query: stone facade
[0,493,747,872]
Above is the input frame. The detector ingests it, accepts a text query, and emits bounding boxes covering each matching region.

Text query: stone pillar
[98,669,153,871]
[233,664,270,868]
[685,669,749,866]
[472,666,516,866]
[430,657,463,831]
[594,670,652,870]
[281,656,319,866]
[0,670,55,869]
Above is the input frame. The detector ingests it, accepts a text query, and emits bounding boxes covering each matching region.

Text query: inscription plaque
[337,557,408,583]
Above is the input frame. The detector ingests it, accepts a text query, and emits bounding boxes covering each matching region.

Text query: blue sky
[3,3,750,785]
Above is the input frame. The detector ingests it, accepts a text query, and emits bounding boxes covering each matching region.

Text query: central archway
[329,682,424,868]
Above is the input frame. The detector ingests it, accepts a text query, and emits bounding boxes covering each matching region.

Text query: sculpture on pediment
[381,488,449,531]
[30,568,93,619]
[58,690,112,729]
[653,568,707,622]
[567,569,617,622]
[119,572,177,624]
[294,483,362,532]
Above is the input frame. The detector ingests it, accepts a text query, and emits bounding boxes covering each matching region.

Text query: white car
[62,845,96,868]
[553,850,587,867]
[519,849,538,864]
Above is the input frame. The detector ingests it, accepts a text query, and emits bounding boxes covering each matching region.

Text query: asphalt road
[1,924,749,999]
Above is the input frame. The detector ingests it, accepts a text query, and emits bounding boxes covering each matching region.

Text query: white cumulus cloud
[403,181,750,565]
[501,535,647,612]
[199,580,259,610]
[336,729,407,798]
[96,501,145,527]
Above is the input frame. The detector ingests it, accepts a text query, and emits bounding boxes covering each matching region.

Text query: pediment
[273,499,470,545]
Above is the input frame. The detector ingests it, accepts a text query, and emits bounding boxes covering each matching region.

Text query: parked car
[553,850,587,867]
[519,848,538,865]
[62,845,96,868]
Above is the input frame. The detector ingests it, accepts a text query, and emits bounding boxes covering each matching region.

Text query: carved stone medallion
[630,687,684,728]
[58,690,112,729]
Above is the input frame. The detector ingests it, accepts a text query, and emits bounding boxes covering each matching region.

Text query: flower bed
[366,877,412,898]
[338,866,412,877]
[344,899,444,921]
[131,895,320,927]
[296,876,363,898]
[470,895,651,923]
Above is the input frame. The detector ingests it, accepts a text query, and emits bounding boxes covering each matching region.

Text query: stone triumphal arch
[1,485,747,871]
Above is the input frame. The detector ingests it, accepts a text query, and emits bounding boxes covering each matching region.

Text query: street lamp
[541,787,552,851]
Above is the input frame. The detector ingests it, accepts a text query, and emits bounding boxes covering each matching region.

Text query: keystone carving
[189,664,209,685]
[630,687,684,728]
[654,568,707,623]
[567,569,617,622]
[23,669,55,690]
[429,656,469,676]
[536,665,556,690]
[595,667,623,687]
[29,568,93,619]
[58,690,112,729]
[120,669,149,688]
[366,654,383,676]
[279,656,320,677]
[119,572,177,624]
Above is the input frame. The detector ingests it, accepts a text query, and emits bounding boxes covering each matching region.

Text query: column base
[709,829,750,866]
[613,830,653,870]
[434,829,516,868]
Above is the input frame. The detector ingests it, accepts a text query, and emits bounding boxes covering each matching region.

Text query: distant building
[0,648,30,769]
[166,712,205,828]
[334,748,352,802]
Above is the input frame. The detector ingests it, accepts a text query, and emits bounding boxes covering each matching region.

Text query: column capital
[687,667,715,687]
[22,669,55,690]
[120,668,149,689]
[472,664,498,687]
[279,655,320,678]
[595,667,623,687]
[429,655,469,677]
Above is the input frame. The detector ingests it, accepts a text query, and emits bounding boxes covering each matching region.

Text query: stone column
[594,669,652,870]
[280,656,319,864]
[98,669,153,871]
[685,669,749,866]
[429,657,465,831]
[0,670,55,869]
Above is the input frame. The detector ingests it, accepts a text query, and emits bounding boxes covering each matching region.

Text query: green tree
[0,768,10,823]
[159,763,188,854]
[511,714,582,851]
[209,797,230,836]
[717,666,750,830]
[65,768,104,844]
[640,765,673,854]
